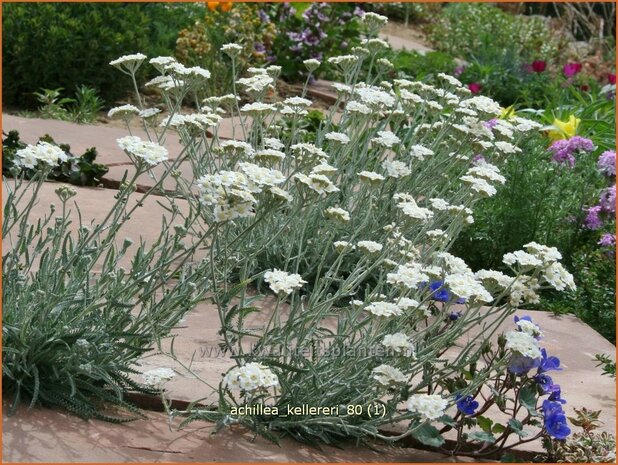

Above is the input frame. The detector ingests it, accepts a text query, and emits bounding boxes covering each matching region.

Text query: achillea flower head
[407,394,448,420]
[372,364,407,386]
[364,301,401,318]
[15,142,69,169]
[264,269,306,296]
[143,367,176,386]
[223,362,279,392]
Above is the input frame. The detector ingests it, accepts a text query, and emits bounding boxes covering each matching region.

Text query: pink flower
[531,60,547,73]
[563,63,582,78]
[608,73,616,85]
[468,83,482,94]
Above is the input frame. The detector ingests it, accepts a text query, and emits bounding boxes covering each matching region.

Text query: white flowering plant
[4,12,579,457]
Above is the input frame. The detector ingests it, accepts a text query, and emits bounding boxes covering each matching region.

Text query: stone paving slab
[379,32,433,54]
[1,181,203,270]
[3,402,479,463]
[2,114,185,165]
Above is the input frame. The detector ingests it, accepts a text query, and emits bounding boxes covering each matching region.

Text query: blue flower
[542,400,571,440]
[538,348,561,373]
[449,311,462,321]
[456,395,479,415]
[514,315,533,323]
[548,386,567,404]
[508,353,540,375]
[428,280,451,302]
[534,373,560,394]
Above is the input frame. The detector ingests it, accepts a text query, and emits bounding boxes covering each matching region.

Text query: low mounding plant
[5,11,585,458]
[2,131,109,187]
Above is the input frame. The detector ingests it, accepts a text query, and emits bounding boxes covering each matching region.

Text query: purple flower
[258,9,270,23]
[287,31,302,42]
[563,62,583,78]
[598,233,616,248]
[449,311,463,321]
[598,150,616,176]
[599,185,616,214]
[353,6,364,16]
[453,65,466,77]
[484,118,499,129]
[542,400,571,440]
[548,136,595,168]
[254,42,266,54]
[472,154,486,165]
[584,205,603,230]
[456,395,479,415]
[568,136,595,152]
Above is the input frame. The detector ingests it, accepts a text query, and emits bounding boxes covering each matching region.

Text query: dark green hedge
[2,3,200,108]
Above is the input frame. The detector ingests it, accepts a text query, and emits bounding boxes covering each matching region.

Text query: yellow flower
[500,105,516,120]
[548,114,580,141]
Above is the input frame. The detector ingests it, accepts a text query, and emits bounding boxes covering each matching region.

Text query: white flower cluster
[406,394,448,420]
[516,319,543,338]
[108,104,139,119]
[117,136,169,166]
[325,207,350,223]
[503,242,575,292]
[223,362,279,392]
[15,142,69,169]
[505,330,542,359]
[382,333,414,356]
[364,301,402,318]
[264,269,307,296]
[395,193,434,222]
[357,240,383,254]
[196,164,286,222]
[372,364,407,386]
[142,367,176,387]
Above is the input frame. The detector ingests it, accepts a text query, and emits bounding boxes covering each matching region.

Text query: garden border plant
[3,10,603,461]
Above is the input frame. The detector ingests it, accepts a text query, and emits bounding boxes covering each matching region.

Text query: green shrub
[2,3,200,108]
[451,133,604,272]
[391,50,456,81]
[427,3,563,62]
[544,245,616,343]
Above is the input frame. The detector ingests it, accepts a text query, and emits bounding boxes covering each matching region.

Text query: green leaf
[477,415,493,433]
[438,414,457,427]
[507,418,528,437]
[518,385,538,415]
[492,423,506,434]
[412,423,445,447]
[468,431,496,443]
